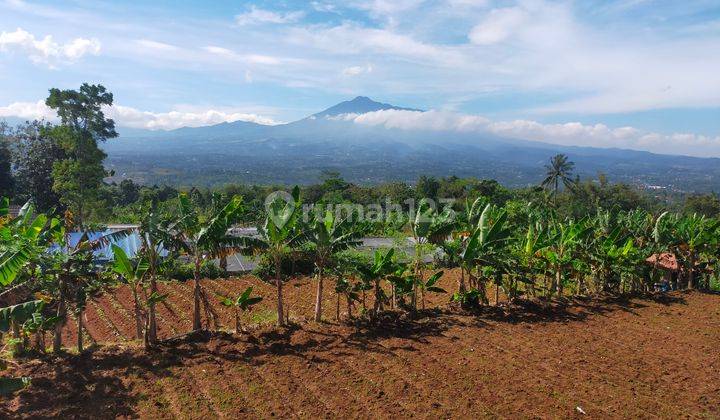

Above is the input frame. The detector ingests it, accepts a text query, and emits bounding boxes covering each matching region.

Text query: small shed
[645,253,679,271]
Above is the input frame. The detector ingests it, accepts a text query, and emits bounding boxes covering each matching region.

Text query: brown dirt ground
[1,271,719,419]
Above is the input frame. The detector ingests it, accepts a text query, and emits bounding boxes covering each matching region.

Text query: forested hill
[100,97,720,191]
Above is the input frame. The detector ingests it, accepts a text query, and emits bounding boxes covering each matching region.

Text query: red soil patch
[1,289,719,418]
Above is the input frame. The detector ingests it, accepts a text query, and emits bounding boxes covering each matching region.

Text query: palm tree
[304,210,363,322]
[241,187,302,326]
[541,154,577,204]
[170,194,245,331]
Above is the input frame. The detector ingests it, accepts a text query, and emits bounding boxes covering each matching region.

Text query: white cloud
[0,100,56,121]
[335,109,720,158]
[0,28,100,66]
[342,64,373,76]
[468,7,527,45]
[110,105,279,130]
[352,0,425,16]
[204,45,283,65]
[136,39,180,52]
[235,6,304,25]
[0,101,280,130]
[311,2,336,13]
[447,0,489,7]
[287,22,463,65]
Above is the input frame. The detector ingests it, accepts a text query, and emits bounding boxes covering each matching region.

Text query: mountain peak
[311,96,422,118]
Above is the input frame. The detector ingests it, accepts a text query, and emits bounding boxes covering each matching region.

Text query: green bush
[252,245,317,281]
[162,259,224,281]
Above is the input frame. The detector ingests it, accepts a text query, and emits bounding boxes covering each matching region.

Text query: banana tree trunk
[53,278,66,353]
[132,285,143,339]
[555,267,562,296]
[12,321,23,354]
[373,280,383,315]
[275,256,285,326]
[192,256,202,331]
[336,291,340,321]
[77,310,84,353]
[148,275,158,343]
[314,263,324,322]
[688,253,696,289]
[235,307,241,334]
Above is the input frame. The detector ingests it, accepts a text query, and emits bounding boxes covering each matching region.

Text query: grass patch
[250,309,277,325]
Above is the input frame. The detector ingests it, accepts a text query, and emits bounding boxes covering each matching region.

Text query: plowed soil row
[2,286,719,418]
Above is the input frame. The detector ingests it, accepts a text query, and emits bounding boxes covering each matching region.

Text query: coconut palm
[541,154,577,204]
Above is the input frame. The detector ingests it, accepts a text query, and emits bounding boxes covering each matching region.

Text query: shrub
[252,245,317,281]
[162,259,224,281]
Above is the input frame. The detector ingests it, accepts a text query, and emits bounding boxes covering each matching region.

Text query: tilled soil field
[1,274,719,418]
[59,270,473,345]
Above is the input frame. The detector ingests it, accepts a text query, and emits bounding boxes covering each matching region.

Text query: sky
[1,0,719,156]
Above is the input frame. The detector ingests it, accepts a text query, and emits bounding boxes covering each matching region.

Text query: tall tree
[10,121,64,211]
[0,135,13,198]
[45,84,117,227]
[541,154,577,204]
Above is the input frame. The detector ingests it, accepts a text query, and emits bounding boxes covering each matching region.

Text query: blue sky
[1,0,719,155]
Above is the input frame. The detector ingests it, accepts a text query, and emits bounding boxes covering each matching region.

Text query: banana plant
[409,199,455,310]
[304,210,363,322]
[0,200,59,286]
[458,204,511,303]
[0,196,7,219]
[588,225,635,292]
[111,244,149,340]
[240,186,302,326]
[168,193,245,331]
[512,217,550,298]
[667,214,720,289]
[136,208,184,343]
[417,270,446,309]
[357,248,397,315]
[217,287,262,333]
[334,276,362,320]
[541,218,592,296]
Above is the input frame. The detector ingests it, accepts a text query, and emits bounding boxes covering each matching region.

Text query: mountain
[103,97,720,191]
[310,96,422,118]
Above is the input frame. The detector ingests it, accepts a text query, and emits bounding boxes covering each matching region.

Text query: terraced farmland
[2,271,719,419]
